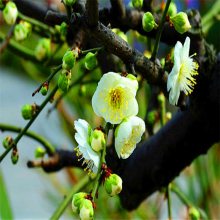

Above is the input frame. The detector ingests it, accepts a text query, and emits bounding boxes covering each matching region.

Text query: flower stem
[81,47,103,55]
[151,0,172,61]
[0,123,55,155]
[0,82,60,163]
[50,175,90,220]
[167,184,172,220]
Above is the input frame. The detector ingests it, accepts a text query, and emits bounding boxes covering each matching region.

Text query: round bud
[142,12,158,32]
[84,52,97,71]
[58,70,71,92]
[104,173,122,196]
[62,50,76,71]
[3,2,18,25]
[59,22,68,41]
[157,93,165,104]
[131,0,143,8]
[11,147,19,165]
[40,84,48,96]
[2,136,13,149]
[166,112,172,121]
[35,38,51,61]
[189,207,200,220]
[63,0,76,6]
[170,12,191,34]
[35,147,46,158]
[21,104,33,120]
[79,199,94,220]
[14,21,32,42]
[72,192,87,214]
[168,2,177,17]
[90,129,105,152]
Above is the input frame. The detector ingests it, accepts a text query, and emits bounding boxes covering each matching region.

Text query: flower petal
[181,36,190,60]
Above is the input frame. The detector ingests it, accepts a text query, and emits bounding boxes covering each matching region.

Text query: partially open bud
[11,147,19,165]
[35,38,51,61]
[170,12,191,34]
[2,136,13,149]
[35,147,46,158]
[84,52,97,71]
[142,12,158,32]
[90,129,105,152]
[79,199,94,220]
[63,0,76,6]
[3,2,18,25]
[14,21,32,42]
[168,2,177,17]
[21,104,37,120]
[131,0,143,8]
[62,50,76,71]
[72,192,87,214]
[58,70,71,92]
[104,173,122,196]
[189,207,200,220]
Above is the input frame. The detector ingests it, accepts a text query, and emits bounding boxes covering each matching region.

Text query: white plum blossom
[74,119,100,174]
[92,72,138,124]
[115,116,145,159]
[167,37,199,105]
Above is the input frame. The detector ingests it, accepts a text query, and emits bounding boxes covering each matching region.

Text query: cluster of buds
[21,103,39,120]
[72,193,94,220]
[142,12,158,32]
[34,38,51,61]
[2,1,18,25]
[14,21,32,42]
[84,52,97,71]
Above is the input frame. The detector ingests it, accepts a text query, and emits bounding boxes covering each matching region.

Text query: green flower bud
[3,2,18,25]
[90,129,105,152]
[160,58,165,68]
[11,147,19,165]
[62,50,76,71]
[170,12,191,34]
[84,52,97,71]
[21,104,33,120]
[131,0,143,8]
[14,21,31,41]
[166,112,172,121]
[2,136,13,149]
[142,12,158,32]
[72,192,87,214]
[147,110,157,125]
[79,199,94,220]
[189,207,200,220]
[35,147,46,158]
[168,2,177,17]
[58,70,71,92]
[112,28,128,42]
[104,173,122,196]
[63,0,76,6]
[35,38,51,61]
[157,93,165,104]
[40,84,48,96]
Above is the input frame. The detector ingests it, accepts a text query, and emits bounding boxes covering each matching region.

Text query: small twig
[0,84,59,163]
[32,64,62,96]
[151,0,172,61]
[0,123,55,155]
[0,25,15,54]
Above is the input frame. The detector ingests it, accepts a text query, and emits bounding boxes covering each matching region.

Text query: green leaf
[0,169,13,219]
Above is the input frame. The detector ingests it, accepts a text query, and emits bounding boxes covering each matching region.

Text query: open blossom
[74,119,100,174]
[167,37,199,105]
[92,72,138,124]
[115,116,145,159]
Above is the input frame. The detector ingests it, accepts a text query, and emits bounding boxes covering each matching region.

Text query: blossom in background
[92,72,138,124]
[167,37,199,105]
[115,116,145,159]
[74,119,100,174]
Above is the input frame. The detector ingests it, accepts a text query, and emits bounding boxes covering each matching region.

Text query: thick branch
[85,0,99,27]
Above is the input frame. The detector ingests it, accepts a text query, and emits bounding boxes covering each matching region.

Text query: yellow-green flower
[167,37,199,105]
[92,72,138,124]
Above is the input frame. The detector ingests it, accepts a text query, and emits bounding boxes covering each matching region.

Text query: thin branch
[0,25,15,54]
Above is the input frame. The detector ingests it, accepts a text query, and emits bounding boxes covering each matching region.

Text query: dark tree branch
[110,0,126,18]
[85,0,99,27]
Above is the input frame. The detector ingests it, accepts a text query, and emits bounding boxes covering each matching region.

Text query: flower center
[109,88,123,109]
